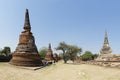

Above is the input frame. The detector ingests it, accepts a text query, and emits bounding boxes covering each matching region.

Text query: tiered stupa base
[9,53,43,67]
[45,56,54,61]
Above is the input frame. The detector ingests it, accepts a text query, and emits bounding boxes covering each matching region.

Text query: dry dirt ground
[0,60,120,80]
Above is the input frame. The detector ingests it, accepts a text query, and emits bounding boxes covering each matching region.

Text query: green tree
[63,53,70,63]
[0,48,3,55]
[39,47,47,59]
[92,54,99,59]
[81,51,93,61]
[56,42,68,63]
[56,42,82,63]
[56,42,68,54]
[67,45,82,62]
[1,47,11,56]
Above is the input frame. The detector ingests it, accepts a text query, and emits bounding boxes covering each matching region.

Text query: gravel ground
[0,61,120,80]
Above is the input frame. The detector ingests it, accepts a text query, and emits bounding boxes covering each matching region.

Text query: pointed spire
[100,30,112,54]
[48,43,53,53]
[48,43,51,49]
[45,43,54,61]
[104,30,109,44]
[105,30,107,38]
[24,9,31,31]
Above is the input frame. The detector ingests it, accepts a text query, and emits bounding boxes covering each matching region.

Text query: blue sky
[0,0,120,54]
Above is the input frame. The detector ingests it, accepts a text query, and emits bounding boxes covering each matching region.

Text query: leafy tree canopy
[81,51,93,61]
[38,47,47,59]
[56,41,82,63]
[0,47,11,56]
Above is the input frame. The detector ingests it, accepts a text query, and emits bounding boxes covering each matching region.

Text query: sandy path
[0,61,120,80]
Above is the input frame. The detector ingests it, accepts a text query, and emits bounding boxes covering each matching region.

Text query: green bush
[81,51,93,61]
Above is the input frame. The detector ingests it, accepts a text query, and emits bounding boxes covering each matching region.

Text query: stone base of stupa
[45,56,55,64]
[45,55,54,60]
[9,53,43,67]
[95,54,114,61]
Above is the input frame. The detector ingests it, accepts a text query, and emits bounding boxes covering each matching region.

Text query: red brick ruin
[45,44,54,63]
[9,9,43,66]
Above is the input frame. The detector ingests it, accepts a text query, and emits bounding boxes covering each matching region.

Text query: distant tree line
[81,51,98,61]
[0,44,99,62]
[55,42,99,63]
[38,47,47,60]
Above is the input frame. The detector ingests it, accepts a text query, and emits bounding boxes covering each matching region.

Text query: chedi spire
[100,31,112,54]
[104,30,109,44]
[24,9,31,32]
[9,9,43,66]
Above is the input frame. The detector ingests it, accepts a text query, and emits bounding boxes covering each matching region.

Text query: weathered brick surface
[45,44,54,63]
[9,9,43,66]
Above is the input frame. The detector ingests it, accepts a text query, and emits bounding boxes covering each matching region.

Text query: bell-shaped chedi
[100,31,112,54]
[45,44,54,62]
[96,31,113,61]
[9,9,43,66]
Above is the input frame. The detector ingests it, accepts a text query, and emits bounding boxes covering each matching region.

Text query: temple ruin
[44,44,54,63]
[9,9,43,66]
[92,31,120,68]
[96,31,113,61]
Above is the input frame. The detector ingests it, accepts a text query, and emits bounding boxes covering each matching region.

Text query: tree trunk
[64,59,67,63]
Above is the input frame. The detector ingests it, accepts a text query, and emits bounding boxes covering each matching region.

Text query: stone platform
[82,61,120,69]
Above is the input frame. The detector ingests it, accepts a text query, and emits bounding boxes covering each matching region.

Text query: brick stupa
[9,9,43,66]
[45,44,54,62]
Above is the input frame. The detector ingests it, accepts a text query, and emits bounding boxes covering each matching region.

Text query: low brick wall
[82,61,120,68]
